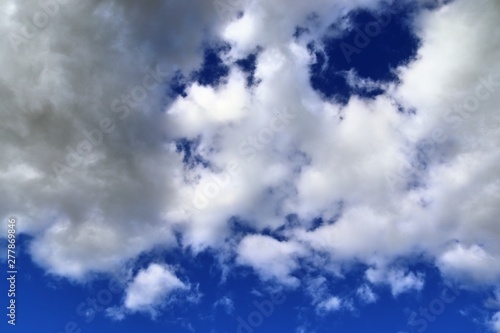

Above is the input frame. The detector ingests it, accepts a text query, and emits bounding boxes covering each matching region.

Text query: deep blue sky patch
[168,70,188,98]
[194,45,231,87]
[309,3,421,103]
[175,137,210,169]
[236,51,259,87]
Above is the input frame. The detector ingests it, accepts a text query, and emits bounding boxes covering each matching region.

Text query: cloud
[490,312,500,333]
[317,296,342,312]
[214,296,235,314]
[438,244,500,283]
[357,284,378,304]
[285,0,500,290]
[123,263,188,314]
[1,0,500,317]
[486,288,500,309]
[105,306,126,321]
[236,234,306,287]
[0,0,232,280]
[366,267,424,297]
[303,276,352,313]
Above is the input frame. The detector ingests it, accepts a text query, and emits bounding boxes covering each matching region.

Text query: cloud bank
[1,0,500,324]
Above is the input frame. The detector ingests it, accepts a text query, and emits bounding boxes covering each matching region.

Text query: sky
[1,0,500,332]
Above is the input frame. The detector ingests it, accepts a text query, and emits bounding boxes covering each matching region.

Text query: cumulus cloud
[1,0,500,321]
[0,0,233,280]
[123,263,188,314]
[236,235,306,287]
[283,0,500,291]
[438,244,500,284]
[366,267,424,297]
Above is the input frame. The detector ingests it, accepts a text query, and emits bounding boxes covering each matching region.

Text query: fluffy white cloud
[366,267,424,297]
[236,234,306,286]
[0,0,233,280]
[438,244,500,283]
[123,263,188,313]
[280,0,500,291]
[1,0,500,312]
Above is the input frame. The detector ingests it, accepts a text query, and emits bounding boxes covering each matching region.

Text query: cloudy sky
[1,0,500,332]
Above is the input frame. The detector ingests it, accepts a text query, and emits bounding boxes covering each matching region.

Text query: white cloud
[490,312,500,333]
[317,296,342,312]
[123,263,188,314]
[0,0,231,280]
[366,267,424,297]
[438,244,500,283]
[304,276,352,313]
[285,0,500,290]
[0,0,499,314]
[236,235,306,287]
[486,288,500,309]
[167,69,249,137]
[214,296,235,314]
[357,284,378,304]
[105,307,126,321]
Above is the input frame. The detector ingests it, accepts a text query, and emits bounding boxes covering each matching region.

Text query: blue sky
[1,0,500,333]
[0,235,492,333]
